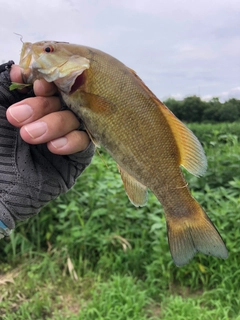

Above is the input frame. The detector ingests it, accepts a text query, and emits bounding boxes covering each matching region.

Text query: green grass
[0,269,154,320]
[1,122,240,319]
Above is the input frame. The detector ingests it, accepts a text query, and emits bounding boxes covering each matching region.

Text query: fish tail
[165,201,228,266]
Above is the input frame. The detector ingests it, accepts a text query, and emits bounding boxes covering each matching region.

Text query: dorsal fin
[127,68,207,177]
[159,105,207,176]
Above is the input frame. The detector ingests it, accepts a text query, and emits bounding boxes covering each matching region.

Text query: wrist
[0,220,12,239]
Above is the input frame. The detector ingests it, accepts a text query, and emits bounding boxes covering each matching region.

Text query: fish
[19,41,228,266]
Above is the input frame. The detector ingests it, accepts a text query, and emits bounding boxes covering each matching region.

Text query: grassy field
[1,122,240,319]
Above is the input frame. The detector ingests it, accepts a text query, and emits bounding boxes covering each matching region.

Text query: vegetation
[164,96,240,123]
[1,121,240,319]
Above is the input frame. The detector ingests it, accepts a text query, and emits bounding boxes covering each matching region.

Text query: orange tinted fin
[117,165,148,207]
[160,106,207,176]
[81,91,112,114]
[127,68,207,177]
[166,202,228,266]
[75,91,113,147]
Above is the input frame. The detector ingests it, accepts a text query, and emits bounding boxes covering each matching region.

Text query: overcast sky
[1,0,239,101]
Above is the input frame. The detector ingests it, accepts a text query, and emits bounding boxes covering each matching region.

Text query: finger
[10,65,57,96]
[47,130,90,155]
[10,65,22,83]
[20,110,80,145]
[7,96,62,127]
[10,65,31,94]
[33,79,58,96]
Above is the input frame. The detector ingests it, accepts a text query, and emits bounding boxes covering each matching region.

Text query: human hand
[7,65,90,155]
[0,61,95,237]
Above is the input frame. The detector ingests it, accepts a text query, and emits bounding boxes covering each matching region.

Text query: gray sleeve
[0,62,95,233]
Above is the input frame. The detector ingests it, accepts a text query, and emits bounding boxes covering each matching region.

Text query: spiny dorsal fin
[127,68,207,177]
[117,164,148,207]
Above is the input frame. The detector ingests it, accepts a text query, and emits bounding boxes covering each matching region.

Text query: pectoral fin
[85,127,101,147]
[117,165,148,207]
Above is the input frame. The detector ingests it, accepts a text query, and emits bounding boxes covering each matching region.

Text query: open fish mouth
[19,42,34,69]
[19,42,37,83]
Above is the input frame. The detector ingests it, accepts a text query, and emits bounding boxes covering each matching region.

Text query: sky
[0,0,239,102]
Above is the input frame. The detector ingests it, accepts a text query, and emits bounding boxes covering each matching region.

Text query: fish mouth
[19,42,33,69]
[19,42,39,83]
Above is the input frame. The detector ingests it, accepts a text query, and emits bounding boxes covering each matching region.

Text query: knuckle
[33,96,60,113]
[63,110,80,127]
[55,111,68,126]
[39,96,51,110]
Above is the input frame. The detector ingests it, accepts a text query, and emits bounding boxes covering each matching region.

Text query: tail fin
[166,204,228,267]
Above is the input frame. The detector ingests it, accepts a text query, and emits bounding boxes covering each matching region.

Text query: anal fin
[117,165,148,207]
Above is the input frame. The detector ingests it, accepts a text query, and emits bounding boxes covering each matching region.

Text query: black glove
[0,61,95,238]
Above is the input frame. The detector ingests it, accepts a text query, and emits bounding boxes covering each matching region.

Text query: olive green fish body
[65,64,180,191]
[19,41,228,266]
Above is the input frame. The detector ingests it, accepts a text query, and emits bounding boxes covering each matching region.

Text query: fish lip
[19,42,33,69]
[19,42,38,83]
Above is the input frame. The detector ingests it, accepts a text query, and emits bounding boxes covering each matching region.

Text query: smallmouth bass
[19,41,228,266]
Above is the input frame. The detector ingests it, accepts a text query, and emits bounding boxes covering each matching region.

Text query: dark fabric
[0,61,29,107]
[0,61,14,73]
[0,63,95,230]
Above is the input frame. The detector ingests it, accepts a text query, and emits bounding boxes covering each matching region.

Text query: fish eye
[44,46,54,53]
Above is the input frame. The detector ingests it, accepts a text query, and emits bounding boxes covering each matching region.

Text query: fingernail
[9,104,33,123]
[50,137,68,149]
[24,122,47,138]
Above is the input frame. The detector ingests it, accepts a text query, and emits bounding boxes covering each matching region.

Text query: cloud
[0,0,239,101]
[165,87,240,103]
[202,87,240,102]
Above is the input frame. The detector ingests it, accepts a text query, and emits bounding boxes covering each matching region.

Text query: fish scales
[77,52,179,187]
